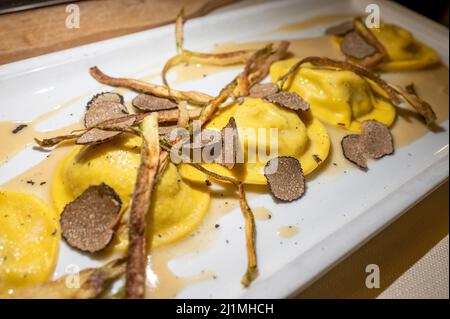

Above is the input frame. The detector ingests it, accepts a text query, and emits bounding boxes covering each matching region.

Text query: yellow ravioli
[52,136,210,249]
[373,24,440,71]
[332,23,440,71]
[270,58,396,132]
[179,98,330,185]
[0,190,59,294]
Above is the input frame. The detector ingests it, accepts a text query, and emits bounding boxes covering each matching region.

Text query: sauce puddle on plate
[0,109,83,166]
[277,225,299,238]
[253,207,273,221]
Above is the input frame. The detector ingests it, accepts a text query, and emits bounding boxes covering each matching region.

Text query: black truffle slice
[82,92,130,144]
[87,92,123,109]
[249,83,279,99]
[182,130,221,163]
[340,31,377,59]
[85,92,126,128]
[78,113,135,145]
[12,124,27,134]
[265,91,310,111]
[341,134,367,169]
[264,156,305,202]
[60,183,122,253]
[77,118,132,145]
[132,94,178,112]
[76,128,118,145]
[325,21,354,36]
[341,120,394,169]
[85,101,128,128]
[360,120,394,159]
[220,117,239,169]
[158,124,178,136]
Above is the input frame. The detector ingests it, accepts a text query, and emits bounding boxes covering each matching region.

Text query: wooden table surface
[0,0,236,64]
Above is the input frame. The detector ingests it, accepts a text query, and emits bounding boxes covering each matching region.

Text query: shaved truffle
[265,91,309,111]
[87,92,123,108]
[76,128,121,145]
[85,101,128,128]
[158,125,178,136]
[341,134,367,169]
[132,94,177,112]
[220,117,239,169]
[249,83,279,99]
[77,117,136,145]
[94,113,137,129]
[184,130,221,154]
[60,184,122,253]
[341,120,394,169]
[85,92,127,128]
[264,156,305,202]
[340,31,377,59]
[360,120,394,159]
[12,124,28,134]
[82,92,130,144]
[325,21,354,36]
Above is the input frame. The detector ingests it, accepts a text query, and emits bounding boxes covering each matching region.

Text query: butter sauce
[277,225,299,238]
[253,207,273,221]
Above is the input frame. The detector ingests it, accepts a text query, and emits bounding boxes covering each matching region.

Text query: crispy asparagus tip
[241,266,259,287]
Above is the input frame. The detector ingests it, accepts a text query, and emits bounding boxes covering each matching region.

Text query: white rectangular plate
[0,0,448,298]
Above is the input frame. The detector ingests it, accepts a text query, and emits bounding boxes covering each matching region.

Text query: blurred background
[395,0,448,26]
[0,0,448,25]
